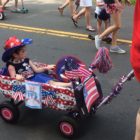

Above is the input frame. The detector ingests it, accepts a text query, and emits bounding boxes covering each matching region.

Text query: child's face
[13,46,27,60]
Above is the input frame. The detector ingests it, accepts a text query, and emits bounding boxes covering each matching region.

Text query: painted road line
[117,39,132,44]
[0,23,87,37]
[0,23,132,44]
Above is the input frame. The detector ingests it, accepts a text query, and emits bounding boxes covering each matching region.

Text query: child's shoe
[95,35,102,50]
[110,46,126,54]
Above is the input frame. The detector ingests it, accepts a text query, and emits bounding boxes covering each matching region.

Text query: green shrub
[130,0,136,4]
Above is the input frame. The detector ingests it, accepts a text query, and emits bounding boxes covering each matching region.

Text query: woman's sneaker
[110,46,126,54]
[95,35,102,50]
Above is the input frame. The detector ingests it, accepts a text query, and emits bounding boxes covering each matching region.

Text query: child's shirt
[95,0,105,15]
[7,58,35,79]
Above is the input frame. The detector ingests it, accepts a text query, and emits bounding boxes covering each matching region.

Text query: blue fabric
[28,73,54,83]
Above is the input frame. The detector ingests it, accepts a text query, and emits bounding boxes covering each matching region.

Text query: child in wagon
[1,36,72,88]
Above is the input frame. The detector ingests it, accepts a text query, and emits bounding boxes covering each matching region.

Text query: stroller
[0,47,134,138]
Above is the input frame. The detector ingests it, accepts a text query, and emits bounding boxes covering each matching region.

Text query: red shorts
[105,3,124,14]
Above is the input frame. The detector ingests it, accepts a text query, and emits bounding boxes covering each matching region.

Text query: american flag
[83,77,99,112]
[43,95,55,106]
[12,85,25,101]
[42,88,56,106]
[60,59,100,112]
[42,88,56,97]
[64,63,91,81]
[63,61,99,112]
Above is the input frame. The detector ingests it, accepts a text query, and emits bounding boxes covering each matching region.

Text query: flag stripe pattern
[65,63,91,82]
[12,85,25,101]
[62,61,100,112]
[84,77,99,112]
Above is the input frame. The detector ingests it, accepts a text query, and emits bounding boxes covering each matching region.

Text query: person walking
[1,0,19,11]
[71,0,95,31]
[58,0,76,16]
[95,0,111,35]
[0,0,2,6]
[95,0,130,54]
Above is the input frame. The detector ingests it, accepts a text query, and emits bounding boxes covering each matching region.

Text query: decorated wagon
[0,48,134,138]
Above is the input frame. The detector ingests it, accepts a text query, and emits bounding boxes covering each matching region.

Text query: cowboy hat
[2,36,32,62]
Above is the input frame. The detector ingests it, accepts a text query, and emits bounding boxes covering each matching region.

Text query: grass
[93,0,136,5]
[130,0,136,4]
[93,0,136,4]
[122,0,136,4]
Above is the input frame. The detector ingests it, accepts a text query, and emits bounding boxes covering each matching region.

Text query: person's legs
[99,11,121,39]
[49,80,72,88]
[62,0,69,8]
[0,0,2,6]
[69,0,76,16]
[102,19,112,43]
[95,10,124,52]
[111,11,121,46]
[134,108,140,140]
[72,7,85,22]
[58,0,69,15]
[109,11,126,53]
[71,7,85,27]
[2,0,9,9]
[15,0,18,9]
[97,19,102,35]
[85,6,94,31]
[104,20,109,30]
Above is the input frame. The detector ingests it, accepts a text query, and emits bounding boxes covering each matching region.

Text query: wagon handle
[96,70,134,109]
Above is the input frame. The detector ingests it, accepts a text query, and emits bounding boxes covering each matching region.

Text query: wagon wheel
[0,101,20,124]
[58,115,79,138]
[0,12,5,20]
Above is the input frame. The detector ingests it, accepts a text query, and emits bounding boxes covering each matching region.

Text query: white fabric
[80,0,92,7]
[95,0,105,15]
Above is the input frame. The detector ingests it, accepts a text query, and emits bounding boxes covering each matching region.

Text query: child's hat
[2,36,32,62]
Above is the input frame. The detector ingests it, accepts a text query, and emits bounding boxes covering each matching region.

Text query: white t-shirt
[95,0,105,15]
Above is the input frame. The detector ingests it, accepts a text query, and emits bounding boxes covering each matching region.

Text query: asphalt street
[0,1,139,140]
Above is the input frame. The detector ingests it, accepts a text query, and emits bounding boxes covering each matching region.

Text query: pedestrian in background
[95,0,130,54]
[0,0,2,6]
[58,0,76,16]
[2,0,19,11]
[71,0,95,32]
[95,0,111,37]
